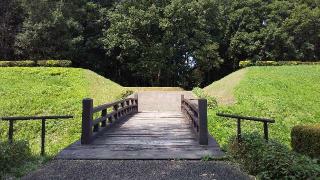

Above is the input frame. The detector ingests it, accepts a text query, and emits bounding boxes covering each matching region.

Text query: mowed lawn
[204,65,320,148]
[0,67,126,155]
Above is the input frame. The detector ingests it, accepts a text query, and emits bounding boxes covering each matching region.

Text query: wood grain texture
[58,112,224,160]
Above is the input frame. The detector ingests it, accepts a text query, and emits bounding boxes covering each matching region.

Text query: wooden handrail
[81,96,138,144]
[0,115,73,155]
[183,99,199,112]
[181,95,208,145]
[93,98,137,113]
[1,115,73,121]
[216,113,275,123]
[216,113,275,142]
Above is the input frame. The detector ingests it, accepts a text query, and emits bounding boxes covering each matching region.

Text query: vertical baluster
[181,95,184,112]
[93,122,99,132]
[134,94,138,112]
[121,102,124,117]
[101,109,107,127]
[114,104,119,120]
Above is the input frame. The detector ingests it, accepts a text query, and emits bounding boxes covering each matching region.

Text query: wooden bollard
[198,99,208,145]
[81,98,93,144]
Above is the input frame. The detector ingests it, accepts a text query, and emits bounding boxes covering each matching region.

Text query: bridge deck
[57,112,224,160]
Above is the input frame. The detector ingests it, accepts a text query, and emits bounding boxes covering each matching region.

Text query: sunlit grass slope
[204,65,320,148]
[0,67,126,155]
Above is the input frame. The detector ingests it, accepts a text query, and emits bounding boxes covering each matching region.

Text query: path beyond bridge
[57,91,224,160]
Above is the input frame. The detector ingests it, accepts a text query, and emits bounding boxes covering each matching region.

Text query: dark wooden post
[101,109,107,127]
[134,93,138,112]
[93,123,99,132]
[114,104,119,120]
[198,99,208,145]
[41,118,46,156]
[8,120,14,143]
[237,119,242,142]
[81,98,93,144]
[181,95,184,111]
[121,102,125,117]
[263,122,268,141]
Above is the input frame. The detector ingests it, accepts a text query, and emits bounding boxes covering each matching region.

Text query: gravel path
[23,160,251,180]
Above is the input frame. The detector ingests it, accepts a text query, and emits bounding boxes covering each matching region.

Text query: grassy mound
[0,67,126,155]
[204,65,320,148]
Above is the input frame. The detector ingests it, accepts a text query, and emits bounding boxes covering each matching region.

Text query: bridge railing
[0,115,73,155]
[181,95,208,145]
[81,96,138,144]
[216,113,275,142]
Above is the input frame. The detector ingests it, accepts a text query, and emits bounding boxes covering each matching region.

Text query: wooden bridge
[57,92,224,159]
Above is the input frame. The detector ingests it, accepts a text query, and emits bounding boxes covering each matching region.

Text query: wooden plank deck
[57,112,224,160]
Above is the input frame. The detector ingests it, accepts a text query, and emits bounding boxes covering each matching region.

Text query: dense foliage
[0,141,31,177]
[1,0,319,88]
[228,133,320,179]
[292,124,320,158]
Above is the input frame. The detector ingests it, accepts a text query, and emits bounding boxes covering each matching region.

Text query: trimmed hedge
[0,141,31,175]
[228,133,320,179]
[0,60,72,67]
[292,124,320,158]
[239,60,320,68]
[0,60,36,67]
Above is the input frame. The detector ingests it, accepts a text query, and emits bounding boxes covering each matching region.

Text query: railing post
[134,93,138,112]
[81,98,93,144]
[41,118,46,156]
[181,95,184,112]
[114,104,119,120]
[237,119,242,142]
[8,120,14,143]
[101,109,107,127]
[263,122,269,142]
[198,99,208,145]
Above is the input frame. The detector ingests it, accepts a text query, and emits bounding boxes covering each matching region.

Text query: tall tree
[15,0,83,59]
[103,0,222,87]
[0,0,25,59]
[281,4,320,60]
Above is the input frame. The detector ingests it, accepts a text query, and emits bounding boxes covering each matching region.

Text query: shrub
[239,60,320,68]
[192,87,217,109]
[292,124,320,158]
[0,60,36,67]
[37,60,72,67]
[228,133,320,179]
[118,89,134,99]
[239,60,253,68]
[255,61,279,66]
[0,60,72,67]
[0,141,31,174]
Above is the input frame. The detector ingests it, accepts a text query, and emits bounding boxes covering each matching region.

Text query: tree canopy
[0,0,319,88]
